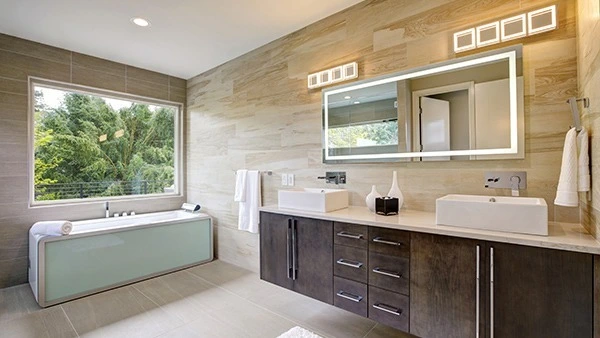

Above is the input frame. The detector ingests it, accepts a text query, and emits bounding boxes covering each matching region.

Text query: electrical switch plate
[287,174,295,186]
[281,174,288,186]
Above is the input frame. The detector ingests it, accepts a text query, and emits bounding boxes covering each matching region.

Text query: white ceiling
[0,0,363,79]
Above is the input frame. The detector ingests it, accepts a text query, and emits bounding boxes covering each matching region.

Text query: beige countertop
[260,205,600,255]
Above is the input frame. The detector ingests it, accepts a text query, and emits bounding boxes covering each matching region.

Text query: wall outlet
[287,174,295,186]
[281,173,288,186]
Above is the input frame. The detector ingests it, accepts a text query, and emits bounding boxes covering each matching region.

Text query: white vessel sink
[436,194,548,236]
[278,188,348,213]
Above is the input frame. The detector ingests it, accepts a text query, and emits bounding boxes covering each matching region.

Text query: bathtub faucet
[104,201,110,218]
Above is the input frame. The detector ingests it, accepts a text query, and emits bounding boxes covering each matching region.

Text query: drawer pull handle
[372,237,402,246]
[372,267,401,279]
[337,231,363,240]
[336,291,363,303]
[373,303,402,316]
[336,259,363,269]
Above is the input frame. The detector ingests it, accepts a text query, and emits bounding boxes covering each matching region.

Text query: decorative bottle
[387,171,404,210]
[365,185,381,212]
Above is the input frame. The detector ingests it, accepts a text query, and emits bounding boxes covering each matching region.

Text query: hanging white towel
[554,127,578,207]
[577,127,590,192]
[234,169,248,202]
[30,220,73,236]
[238,170,261,233]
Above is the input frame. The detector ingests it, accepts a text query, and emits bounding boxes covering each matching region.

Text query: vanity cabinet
[259,212,333,304]
[332,222,411,331]
[410,232,594,338]
[410,233,483,338]
[260,210,596,337]
[490,242,593,338]
[333,222,369,316]
[367,227,411,331]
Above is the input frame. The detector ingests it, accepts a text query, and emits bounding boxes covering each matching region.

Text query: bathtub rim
[66,210,207,236]
[35,213,213,307]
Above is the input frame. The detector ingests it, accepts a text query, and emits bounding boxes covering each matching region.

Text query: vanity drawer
[334,277,368,317]
[334,245,367,283]
[368,252,409,295]
[334,222,368,249]
[368,286,409,332]
[368,227,410,257]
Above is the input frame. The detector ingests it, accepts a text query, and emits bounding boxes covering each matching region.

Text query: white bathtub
[29,210,213,307]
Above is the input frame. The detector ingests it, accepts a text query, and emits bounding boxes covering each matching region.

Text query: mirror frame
[322,45,522,163]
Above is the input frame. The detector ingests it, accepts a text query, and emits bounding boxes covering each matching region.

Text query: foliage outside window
[328,120,398,148]
[32,82,179,203]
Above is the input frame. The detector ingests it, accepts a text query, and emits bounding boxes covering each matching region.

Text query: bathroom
[1,0,599,337]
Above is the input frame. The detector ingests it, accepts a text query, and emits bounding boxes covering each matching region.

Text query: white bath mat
[277,326,324,338]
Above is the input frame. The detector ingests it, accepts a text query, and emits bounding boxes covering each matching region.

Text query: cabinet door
[259,212,293,290]
[293,216,333,304]
[410,233,484,338]
[489,242,593,338]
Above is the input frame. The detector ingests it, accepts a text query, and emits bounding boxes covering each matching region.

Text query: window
[328,120,399,148]
[30,79,181,204]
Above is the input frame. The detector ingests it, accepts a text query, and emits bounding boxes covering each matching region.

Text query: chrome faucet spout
[510,176,521,190]
[317,171,347,185]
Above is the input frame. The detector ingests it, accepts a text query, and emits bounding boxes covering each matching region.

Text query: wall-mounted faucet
[317,171,346,185]
[484,171,527,196]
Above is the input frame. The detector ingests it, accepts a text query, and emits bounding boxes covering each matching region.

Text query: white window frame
[28,77,183,207]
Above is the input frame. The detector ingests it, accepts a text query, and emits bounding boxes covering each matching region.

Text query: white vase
[387,171,404,209]
[365,185,381,212]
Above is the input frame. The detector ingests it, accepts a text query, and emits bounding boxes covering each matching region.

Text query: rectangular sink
[436,194,548,236]
[278,188,348,213]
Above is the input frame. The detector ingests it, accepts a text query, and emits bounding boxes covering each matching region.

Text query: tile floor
[0,260,413,338]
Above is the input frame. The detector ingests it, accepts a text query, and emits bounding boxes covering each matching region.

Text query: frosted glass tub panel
[42,218,212,305]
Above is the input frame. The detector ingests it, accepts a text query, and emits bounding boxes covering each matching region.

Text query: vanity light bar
[500,14,527,42]
[308,62,358,89]
[454,5,556,53]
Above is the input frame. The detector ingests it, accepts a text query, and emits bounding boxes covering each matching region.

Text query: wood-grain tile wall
[0,33,187,288]
[578,0,600,239]
[187,0,579,273]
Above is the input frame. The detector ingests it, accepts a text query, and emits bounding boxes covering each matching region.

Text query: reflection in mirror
[327,81,407,156]
[322,45,524,163]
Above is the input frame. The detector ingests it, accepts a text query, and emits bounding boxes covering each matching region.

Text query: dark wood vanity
[259,210,597,338]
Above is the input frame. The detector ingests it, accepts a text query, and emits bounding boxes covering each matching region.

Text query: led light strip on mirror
[454,5,556,53]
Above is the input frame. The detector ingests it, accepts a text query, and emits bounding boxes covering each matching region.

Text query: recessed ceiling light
[353,101,360,104]
[344,96,351,99]
[131,17,150,27]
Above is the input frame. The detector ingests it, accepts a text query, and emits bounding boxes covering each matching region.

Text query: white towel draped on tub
[30,220,73,236]
[237,170,261,233]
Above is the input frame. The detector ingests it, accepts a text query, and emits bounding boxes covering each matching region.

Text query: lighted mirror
[322,45,524,163]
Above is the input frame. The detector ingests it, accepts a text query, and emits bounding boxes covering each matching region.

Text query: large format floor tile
[0,284,40,324]
[0,260,408,337]
[61,285,183,338]
[132,269,220,323]
[0,306,77,338]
